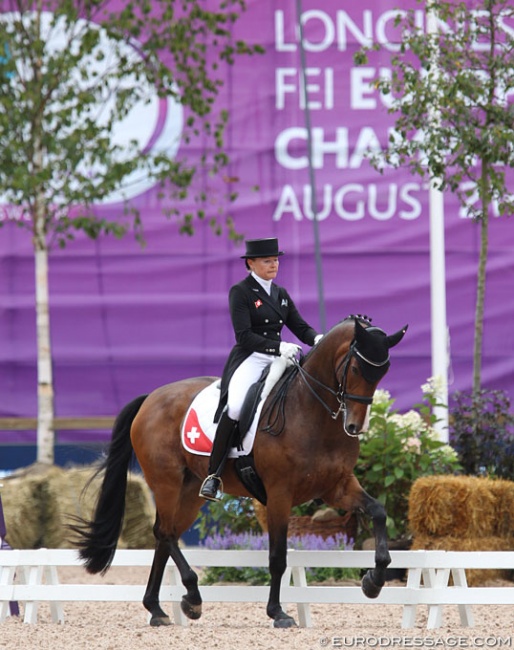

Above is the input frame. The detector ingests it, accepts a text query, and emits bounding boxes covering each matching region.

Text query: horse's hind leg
[359,490,391,598]
[141,469,204,625]
[143,533,202,626]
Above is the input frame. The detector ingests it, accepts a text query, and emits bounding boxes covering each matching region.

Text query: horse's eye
[351,365,360,376]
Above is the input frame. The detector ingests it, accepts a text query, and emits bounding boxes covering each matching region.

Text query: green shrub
[355,380,461,542]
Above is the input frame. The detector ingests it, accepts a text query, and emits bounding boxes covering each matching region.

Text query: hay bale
[253,500,268,532]
[488,479,514,538]
[0,463,64,548]
[119,474,155,549]
[0,463,155,550]
[411,533,513,586]
[408,476,498,538]
[44,465,101,548]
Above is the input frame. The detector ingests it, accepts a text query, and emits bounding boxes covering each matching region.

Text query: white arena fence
[0,548,513,629]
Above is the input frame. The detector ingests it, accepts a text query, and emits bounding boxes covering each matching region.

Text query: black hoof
[361,570,383,599]
[273,614,297,628]
[181,597,202,620]
[150,615,172,626]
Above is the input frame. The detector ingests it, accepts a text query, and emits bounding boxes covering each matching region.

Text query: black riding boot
[199,412,238,501]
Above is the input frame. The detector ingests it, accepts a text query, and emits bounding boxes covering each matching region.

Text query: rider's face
[248,256,279,281]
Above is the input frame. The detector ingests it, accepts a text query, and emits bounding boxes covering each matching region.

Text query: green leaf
[384,475,396,487]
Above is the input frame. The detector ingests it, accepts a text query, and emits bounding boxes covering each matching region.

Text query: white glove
[279,341,301,360]
[314,334,323,345]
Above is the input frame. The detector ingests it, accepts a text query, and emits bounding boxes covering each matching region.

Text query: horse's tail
[70,394,148,575]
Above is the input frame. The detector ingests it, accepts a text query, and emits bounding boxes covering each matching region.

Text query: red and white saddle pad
[181,380,264,457]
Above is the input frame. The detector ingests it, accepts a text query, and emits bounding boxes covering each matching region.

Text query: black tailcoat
[214,274,318,421]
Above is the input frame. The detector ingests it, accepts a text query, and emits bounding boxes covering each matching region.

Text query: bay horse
[72,315,407,628]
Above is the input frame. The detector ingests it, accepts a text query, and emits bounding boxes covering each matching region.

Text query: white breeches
[226,352,274,420]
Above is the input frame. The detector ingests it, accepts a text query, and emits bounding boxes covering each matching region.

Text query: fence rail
[0,417,114,431]
[1,549,512,629]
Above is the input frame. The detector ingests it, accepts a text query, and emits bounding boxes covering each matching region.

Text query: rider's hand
[314,334,323,345]
[279,342,301,360]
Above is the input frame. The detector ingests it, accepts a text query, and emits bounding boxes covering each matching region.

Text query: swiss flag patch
[183,408,212,453]
[255,299,263,308]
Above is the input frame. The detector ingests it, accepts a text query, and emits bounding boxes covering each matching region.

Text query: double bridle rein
[293,338,390,437]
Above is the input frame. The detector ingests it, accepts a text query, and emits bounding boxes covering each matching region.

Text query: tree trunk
[33,0,54,465]
[34,214,55,465]
[472,163,490,399]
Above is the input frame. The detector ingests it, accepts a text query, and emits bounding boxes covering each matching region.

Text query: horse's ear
[386,325,408,349]
[354,318,367,343]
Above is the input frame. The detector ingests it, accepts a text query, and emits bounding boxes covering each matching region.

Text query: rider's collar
[251,272,272,296]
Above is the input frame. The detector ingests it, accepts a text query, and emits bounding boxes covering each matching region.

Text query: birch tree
[355,0,514,399]
[0,0,261,464]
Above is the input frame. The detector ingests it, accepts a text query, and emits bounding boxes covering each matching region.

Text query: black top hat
[240,238,284,259]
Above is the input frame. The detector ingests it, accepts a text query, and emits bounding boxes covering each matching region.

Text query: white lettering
[275,9,512,53]
[272,184,304,221]
[312,128,348,168]
[275,127,349,169]
[368,183,396,220]
[303,184,332,221]
[276,68,334,110]
[334,184,366,220]
[275,127,308,170]
[275,11,295,52]
[275,68,297,109]
[272,183,424,223]
[336,10,373,50]
[351,67,378,110]
[351,67,393,110]
[350,127,382,168]
[301,10,335,52]
[400,183,424,220]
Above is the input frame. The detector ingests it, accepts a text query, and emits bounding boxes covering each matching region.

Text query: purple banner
[1,1,514,446]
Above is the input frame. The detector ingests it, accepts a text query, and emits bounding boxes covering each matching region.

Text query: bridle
[293,337,390,437]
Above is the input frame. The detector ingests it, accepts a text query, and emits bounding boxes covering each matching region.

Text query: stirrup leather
[199,474,224,502]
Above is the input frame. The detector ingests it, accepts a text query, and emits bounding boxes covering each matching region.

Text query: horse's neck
[303,341,339,387]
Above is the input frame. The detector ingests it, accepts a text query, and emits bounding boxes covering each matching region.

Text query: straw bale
[119,474,155,549]
[408,475,499,538]
[0,464,155,550]
[0,464,66,548]
[488,479,514,538]
[43,465,102,548]
[253,500,268,532]
[1,472,43,548]
[411,533,513,585]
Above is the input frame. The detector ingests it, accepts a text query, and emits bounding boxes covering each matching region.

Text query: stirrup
[199,474,224,502]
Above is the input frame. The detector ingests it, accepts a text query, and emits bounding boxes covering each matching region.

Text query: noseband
[294,338,390,436]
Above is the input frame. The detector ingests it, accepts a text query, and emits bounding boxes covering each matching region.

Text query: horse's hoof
[273,615,297,628]
[150,615,172,626]
[361,570,383,599]
[181,597,202,620]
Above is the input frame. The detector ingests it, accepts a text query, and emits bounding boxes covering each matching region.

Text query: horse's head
[334,316,408,436]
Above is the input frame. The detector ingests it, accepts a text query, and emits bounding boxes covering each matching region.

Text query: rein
[293,340,389,437]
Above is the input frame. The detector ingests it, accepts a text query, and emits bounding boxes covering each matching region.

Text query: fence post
[0,488,19,617]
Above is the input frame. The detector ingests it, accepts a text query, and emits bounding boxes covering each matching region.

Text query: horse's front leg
[143,537,173,625]
[359,489,391,598]
[266,502,297,628]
